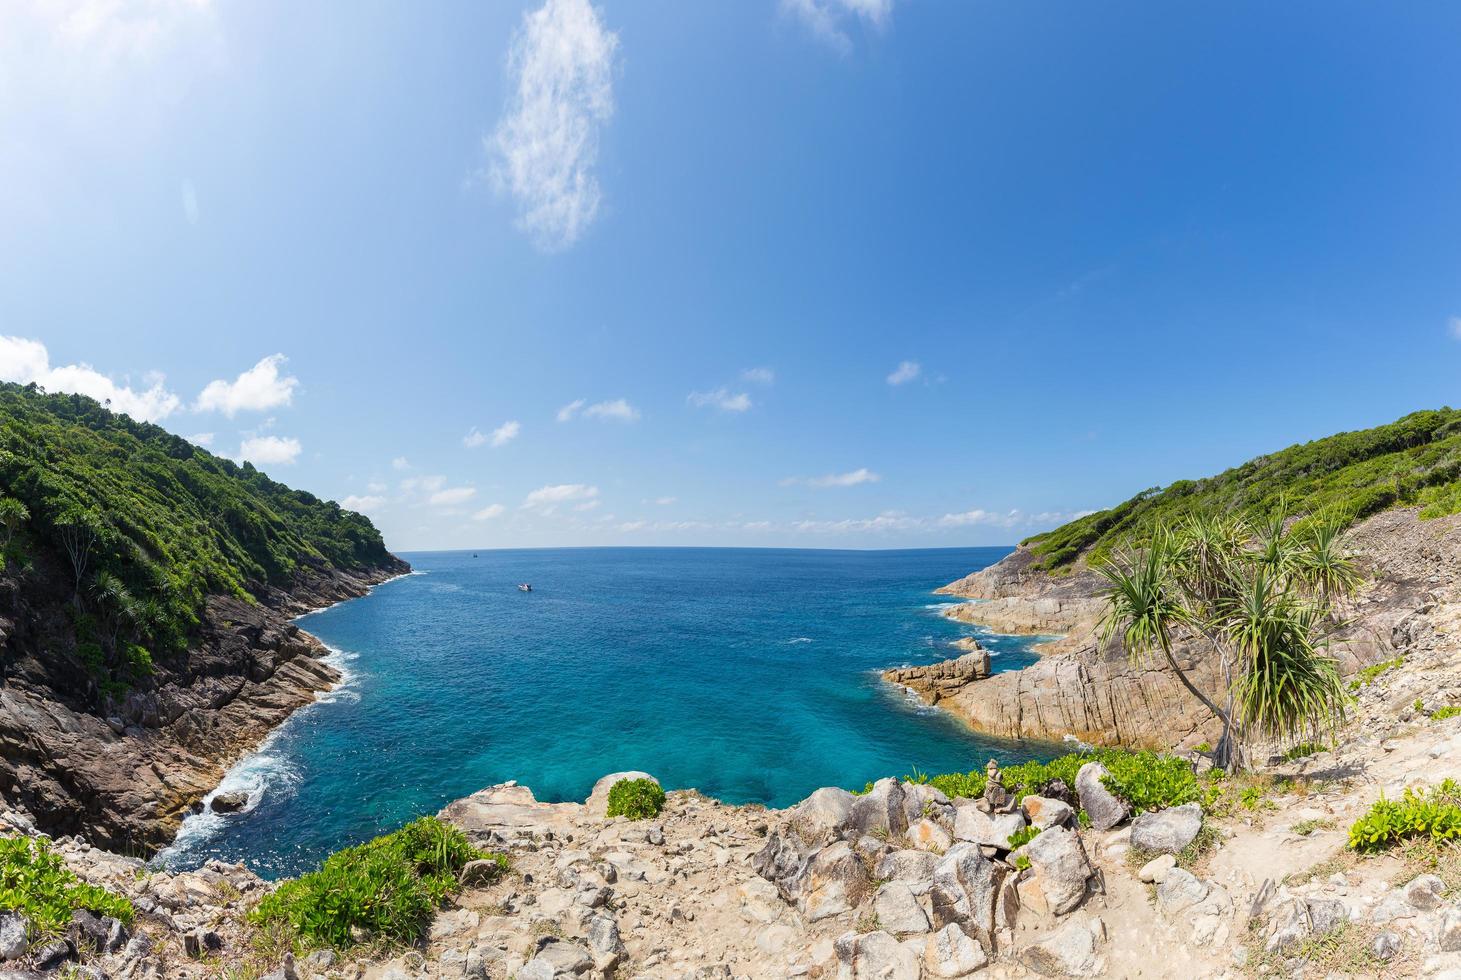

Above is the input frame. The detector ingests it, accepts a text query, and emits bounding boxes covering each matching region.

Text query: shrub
[1433,707,1461,721]
[605,779,666,820]
[1348,781,1461,853]
[250,816,504,948]
[1348,657,1403,692]
[1006,825,1041,849]
[1283,741,1327,761]
[919,748,1203,815]
[0,836,133,937]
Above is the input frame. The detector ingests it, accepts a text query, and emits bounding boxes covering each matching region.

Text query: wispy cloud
[1449,316,1461,341]
[487,0,619,251]
[473,503,506,521]
[0,335,181,422]
[741,366,775,385]
[196,354,299,417]
[940,507,1098,528]
[782,468,881,488]
[465,420,521,448]
[342,494,385,514]
[783,0,894,55]
[430,486,477,507]
[184,432,214,447]
[791,511,919,533]
[688,387,752,413]
[556,398,586,422]
[584,398,639,422]
[886,360,920,386]
[391,456,411,471]
[523,483,600,511]
[237,435,301,466]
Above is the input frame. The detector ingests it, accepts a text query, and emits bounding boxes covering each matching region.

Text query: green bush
[1348,657,1404,692]
[1005,825,1041,849]
[1282,741,1327,761]
[1433,706,1461,721]
[1348,781,1461,853]
[250,816,505,948]
[920,748,1203,816]
[605,779,666,820]
[0,836,133,937]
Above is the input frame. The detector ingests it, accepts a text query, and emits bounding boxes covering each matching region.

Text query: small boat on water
[517,583,532,592]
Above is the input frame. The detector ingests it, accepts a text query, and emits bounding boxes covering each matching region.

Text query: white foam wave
[785,637,814,645]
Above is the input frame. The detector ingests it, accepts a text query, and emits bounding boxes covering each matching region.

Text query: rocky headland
[886,507,1457,751]
[0,556,409,854]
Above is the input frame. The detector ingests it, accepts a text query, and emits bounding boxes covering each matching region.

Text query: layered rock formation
[892,508,1457,749]
[0,556,408,853]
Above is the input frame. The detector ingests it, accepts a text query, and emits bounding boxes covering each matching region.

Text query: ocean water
[159,547,1061,878]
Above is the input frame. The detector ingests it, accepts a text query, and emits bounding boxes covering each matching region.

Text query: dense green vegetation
[251,817,505,948]
[0,382,392,692]
[605,778,667,820]
[0,836,134,936]
[1023,409,1461,570]
[1348,781,1461,853]
[899,748,1208,815]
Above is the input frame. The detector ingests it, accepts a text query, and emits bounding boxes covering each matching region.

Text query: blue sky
[2,0,1460,551]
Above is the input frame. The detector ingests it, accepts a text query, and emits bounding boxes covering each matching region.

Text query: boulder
[793,841,870,920]
[752,830,811,901]
[873,882,930,936]
[585,772,658,820]
[1021,795,1074,831]
[1156,868,1208,916]
[923,922,988,977]
[1130,803,1203,854]
[517,939,593,978]
[1403,873,1446,910]
[1137,853,1176,884]
[586,915,624,972]
[834,930,921,980]
[874,849,940,896]
[1023,827,1092,916]
[846,778,909,838]
[952,805,1027,849]
[902,783,957,829]
[66,910,107,955]
[1020,916,1106,977]
[790,787,856,841]
[1439,907,1461,953]
[0,913,27,961]
[907,817,953,853]
[1074,763,1129,831]
[929,843,1004,948]
[1265,897,1346,952]
[210,790,250,813]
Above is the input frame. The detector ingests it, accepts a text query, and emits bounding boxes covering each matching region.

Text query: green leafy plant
[1005,825,1041,849]
[1349,657,1405,692]
[0,836,133,937]
[605,778,666,820]
[1348,781,1461,853]
[1433,707,1461,721]
[250,816,504,948]
[1283,741,1327,762]
[1292,818,1334,836]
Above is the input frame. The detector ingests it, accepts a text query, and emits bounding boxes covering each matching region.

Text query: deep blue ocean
[159,547,1060,878]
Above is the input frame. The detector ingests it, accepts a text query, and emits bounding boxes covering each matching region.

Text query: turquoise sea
[160,547,1060,878]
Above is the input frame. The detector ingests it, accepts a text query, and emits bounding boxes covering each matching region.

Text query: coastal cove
[160,546,1060,878]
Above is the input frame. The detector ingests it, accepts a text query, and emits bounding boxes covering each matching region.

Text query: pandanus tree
[1097,505,1357,770]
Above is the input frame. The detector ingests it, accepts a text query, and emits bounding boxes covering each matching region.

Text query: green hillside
[0,382,394,671]
[1024,408,1461,570]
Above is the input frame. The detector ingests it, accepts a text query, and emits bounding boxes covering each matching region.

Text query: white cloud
[0,335,181,422]
[939,508,1021,528]
[463,427,488,448]
[523,483,599,510]
[688,387,752,412]
[181,179,198,224]
[490,419,521,446]
[792,511,920,533]
[487,0,619,251]
[886,360,921,386]
[575,499,600,512]
[1449,316,1461,340]
[342,494,385,513]
[556,398,586,422]
[184,432,214,447]
[430,486,477,507]
[783,468,881,488]
[391,456,411,470]
[473,503,507,521]
[652,496,677,506]
[237,435,301,466]
[783,0,894,55]
[741,367,775,385]
[582,398,639,422]
[195,354,298,417]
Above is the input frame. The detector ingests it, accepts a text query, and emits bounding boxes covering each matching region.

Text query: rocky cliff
[891,507,1456,749]
[0,552,408,854]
